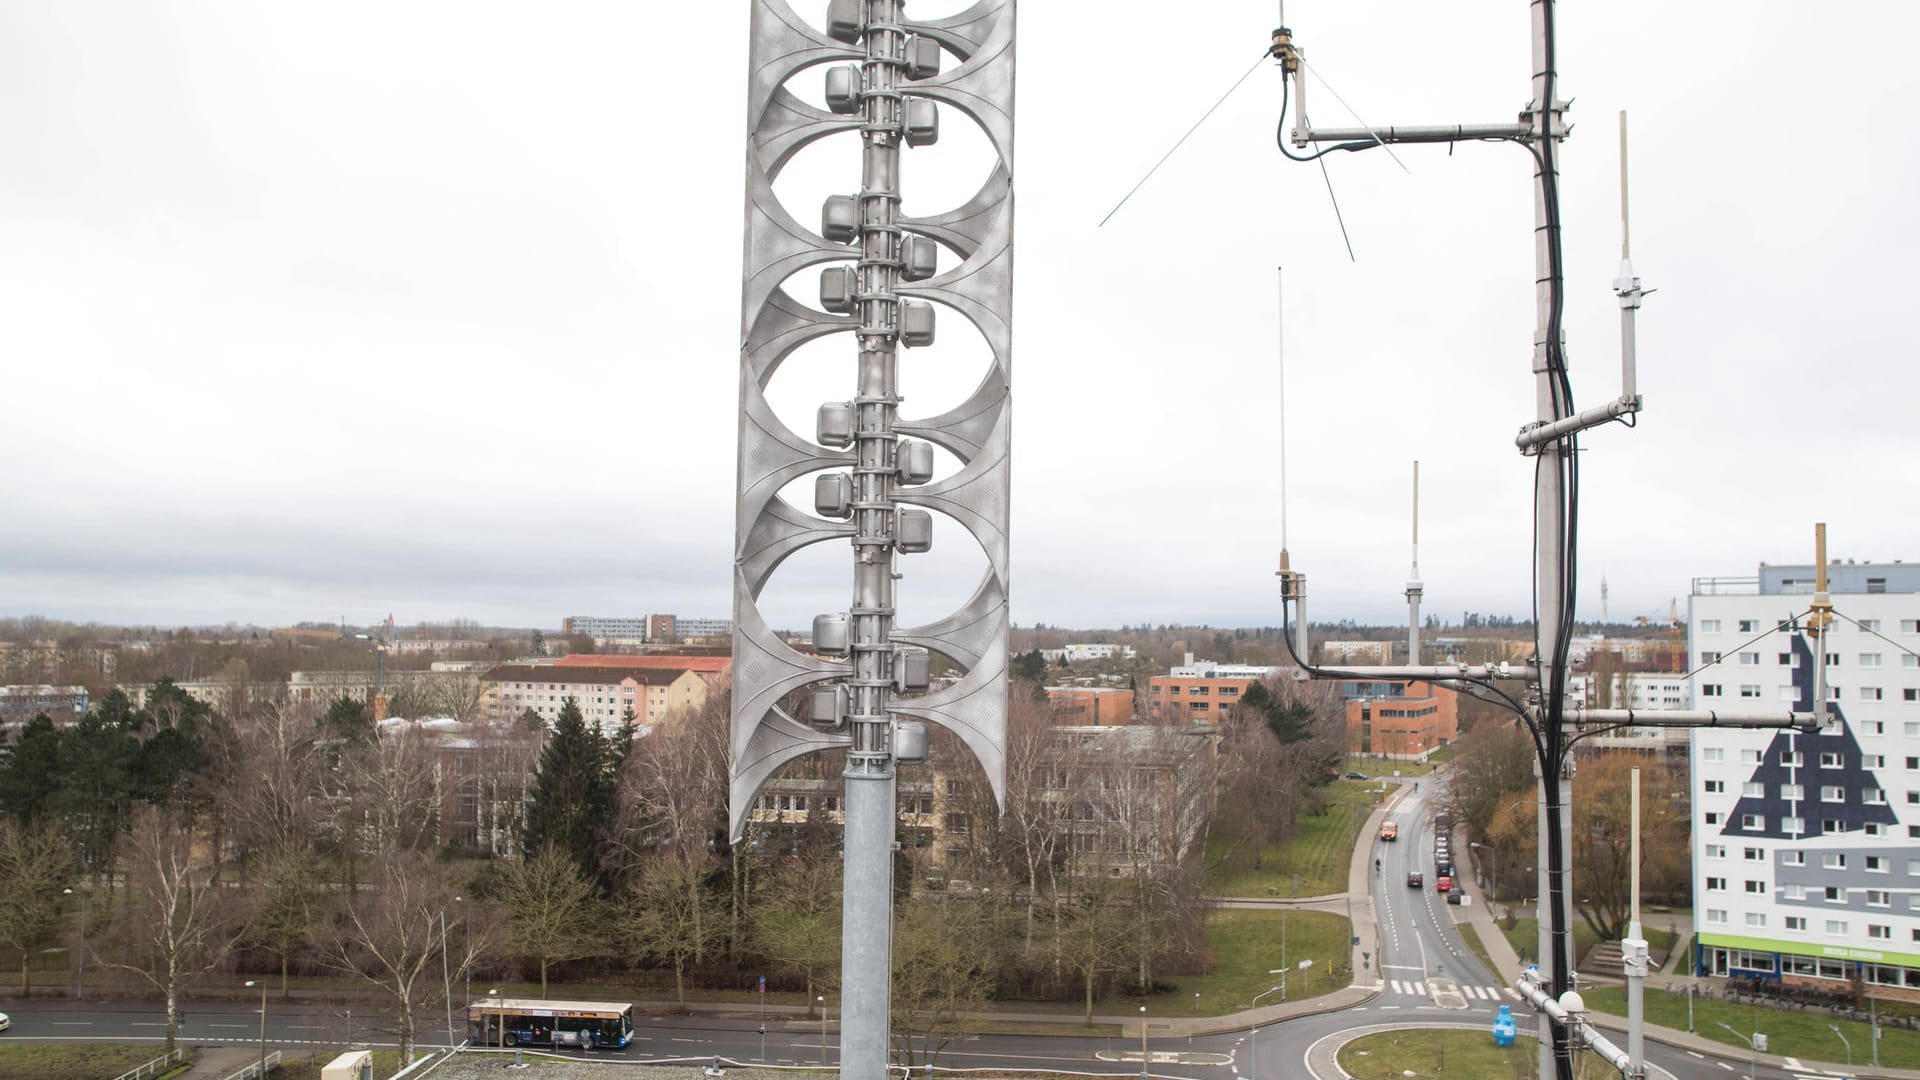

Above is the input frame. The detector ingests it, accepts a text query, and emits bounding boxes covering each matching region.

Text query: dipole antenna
[1275,266,1309,668]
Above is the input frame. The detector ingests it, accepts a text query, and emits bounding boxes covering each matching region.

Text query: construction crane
[1632,599,1683,674]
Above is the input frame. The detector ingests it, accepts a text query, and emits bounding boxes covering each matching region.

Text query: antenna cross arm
[1514,394,1642,452]
[1566,707,1819,732]
[1296,121,1531,146]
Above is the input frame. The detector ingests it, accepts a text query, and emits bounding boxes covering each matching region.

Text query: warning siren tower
[729,3,1015,1079]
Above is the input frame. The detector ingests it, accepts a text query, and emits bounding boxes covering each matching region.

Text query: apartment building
[1147,658,1276,724]
[1689,560,1920,1000]
[483,662,714,733]
[0,685,89,728]
[1045,685,1135,726]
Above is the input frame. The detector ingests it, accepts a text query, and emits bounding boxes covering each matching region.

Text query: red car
[1436,875,1454,893]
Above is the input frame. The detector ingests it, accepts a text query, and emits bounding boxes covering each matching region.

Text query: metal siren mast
[730,3,1014,1077]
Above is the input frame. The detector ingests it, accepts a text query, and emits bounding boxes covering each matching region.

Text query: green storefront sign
[1699,932,1920,969]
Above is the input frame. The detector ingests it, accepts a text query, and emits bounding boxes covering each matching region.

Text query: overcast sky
[3,1,1916,633]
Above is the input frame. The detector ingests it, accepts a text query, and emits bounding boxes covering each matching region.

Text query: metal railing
[1691,576,1759,596]
[215,1050,281,1080]
[112,1048,186,1080]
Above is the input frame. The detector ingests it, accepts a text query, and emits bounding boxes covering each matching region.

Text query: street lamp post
[1716,1022,1759,1080]
[1249,985,1282,1080]
[1138,1005,1148,1080]
[244,980,267,1079]
[1469,841,1501,900]
[1827,1023,1852,1071]
[63,886,87,999]
[490,987,525,1068]
[759,1023,766,1064]
[440,908,454,1048]
[819,996,828,1068]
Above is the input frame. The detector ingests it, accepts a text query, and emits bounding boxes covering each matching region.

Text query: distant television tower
[1406,461,1422,664]
[729,4,1015,1079]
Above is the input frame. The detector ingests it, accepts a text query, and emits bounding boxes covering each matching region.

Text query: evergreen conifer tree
[523,698,614,880]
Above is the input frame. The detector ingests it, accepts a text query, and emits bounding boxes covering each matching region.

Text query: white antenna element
[1274,266,1308,668]
[1405,460,1422,663]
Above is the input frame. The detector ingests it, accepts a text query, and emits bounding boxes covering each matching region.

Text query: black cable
[1274,73,1380,162]
[1277,598,1534,725]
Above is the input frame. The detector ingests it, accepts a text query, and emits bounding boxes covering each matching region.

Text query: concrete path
[174,1046,265,1080]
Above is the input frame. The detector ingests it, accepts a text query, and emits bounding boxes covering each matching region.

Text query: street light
[1249,985,1282,1080]
[1716,1022,1759,1080]
[1469,841,1501,901]
[1138,1005,1148,1080]
[63,886,87,999]
[244,980,267,1079]
[759,1022,766,1064]
[1827,1023,1852,1071]
[490,987,525,1068]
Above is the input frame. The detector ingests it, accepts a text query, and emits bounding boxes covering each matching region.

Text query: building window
[1739,651,1759,666]
[1702,619,1722,633]
[1865,788,1888,805]
[1740,748,1763,765]
[1707,909,1728,925]
[1903,620,1920,634]
[1822,785,1846,802]
[1704,780,1725,794]
[1745,880,1766,894]
[1706,877,1727,892]
[1866,755,1886,768]
[1785,916,1807,931]
[1744,846,1765,860]
[1740,685,1762,698]
[1702,684,1723,698]
[1782,851,1805,867]
[1862,689,1884,703]
[1782,884,1807,900]
[1705,844,1727,859]
[1822,819,1843,834]
[1827,920,1849,936]
[1826,886,1845,902]
[1703,747,1725,762]
[1746,912,1768,928]
[1868,890,1892,907]
[1779,784,1804,800]
[1821,752,1843,767]
[1825,853,1848,870]
[1781,817,1803,834]
[1781,751,1803,766]
[1744,814,1764,830]
[1869,924,1891,940]
[1779,652,1794,666]
[1739,620,1760,633]
[1700,651,1721,665]
[1742,781,1763,797]
[1704,811,1722,826]
[1861,653,1883,668]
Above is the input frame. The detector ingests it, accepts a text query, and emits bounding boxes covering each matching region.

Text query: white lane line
[209,1025,250,1030]
[1783,1058,1802,1070]
[51,1022,94,1026]
[1686,1051,1705,1059]
[1716,1063,1732,1071]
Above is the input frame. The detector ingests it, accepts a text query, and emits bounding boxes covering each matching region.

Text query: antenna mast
[1275,266,1309,668]
[1406,461,1422,663]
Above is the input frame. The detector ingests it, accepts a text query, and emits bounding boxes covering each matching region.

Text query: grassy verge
[0,1044,179,1080]
[1338,1029,1611,1080]
[1205,780,1396,897]
[1160,908,1352,1015]
[1456,921,1501,980]
[1346,754,1441,777]
[1579,985,1919,1070]
[1498,916,1676,966]
[271,1049,410,1080]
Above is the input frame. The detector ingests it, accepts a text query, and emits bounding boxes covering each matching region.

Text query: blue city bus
[466,998,634,1050]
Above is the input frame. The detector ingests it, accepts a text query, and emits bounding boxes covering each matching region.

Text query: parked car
[1344,771,1368,780]
[1407,870,1424,888]
[0,1011,10,1032]
[1447,888,1465,906]
[1437,875,1454,892]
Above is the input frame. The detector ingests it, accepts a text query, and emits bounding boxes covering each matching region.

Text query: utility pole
[730,4,1015,1079]
[1269,7,1817,1080]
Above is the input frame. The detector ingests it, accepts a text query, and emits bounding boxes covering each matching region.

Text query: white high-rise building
[1689,560,1920,1000]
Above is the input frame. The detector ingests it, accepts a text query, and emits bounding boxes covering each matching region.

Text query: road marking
[50,1022,94,1026]
[1716,1063,1732,1071]
[1783,1058,1802,1070]
[289,1025,326,1031]
[1686,1051,1705,1059]
[1380,1005,1400,1010]
[1410,982,1425,995]
[209,1025,250,1030]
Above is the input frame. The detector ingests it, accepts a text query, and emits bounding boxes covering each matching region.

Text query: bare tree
[318,851,485,1063]
[749,853,840,1014]
[623,854,722,1008]
[347,725,440,854]
[250,844,323,1000]
[890,894,995,1069]
[0,820,76,995]
[496,845,602,998]
[1053,875,1134,1023]
[221,700,325,861]
[100,805,235,1050]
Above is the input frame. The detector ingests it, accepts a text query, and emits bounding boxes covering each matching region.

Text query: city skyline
[3,1,1914,629]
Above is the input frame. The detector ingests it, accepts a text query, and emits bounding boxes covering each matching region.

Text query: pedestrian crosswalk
[1387,980,1521,1002]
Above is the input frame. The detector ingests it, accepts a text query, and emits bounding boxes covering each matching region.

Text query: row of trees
[1441,719,1689,944]
[0,661,1345,1065]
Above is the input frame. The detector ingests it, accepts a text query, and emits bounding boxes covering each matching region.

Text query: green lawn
[271,1050,413,1080]
[1580,985,1920,1070]
[1160,908,1352,1015]
[1338,1029,1612,1080]
[1205,780,1396,897]
[1498,917,1676,967]
[1346,754,1443,777]
[1456,922,1501,980]
[0,1044,179,1080]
